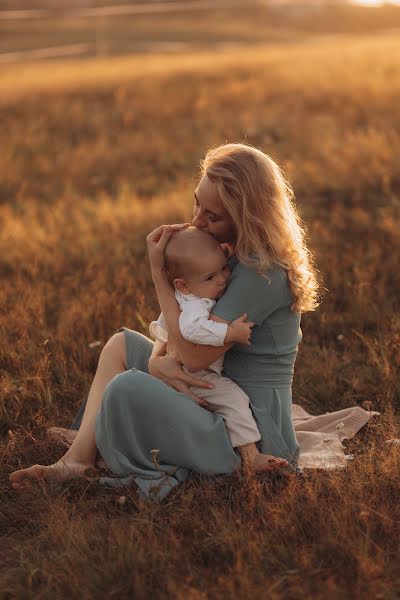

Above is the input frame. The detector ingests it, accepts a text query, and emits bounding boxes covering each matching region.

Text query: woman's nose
[192,212,206,228]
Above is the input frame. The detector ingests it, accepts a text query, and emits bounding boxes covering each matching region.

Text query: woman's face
[192,175,236,244]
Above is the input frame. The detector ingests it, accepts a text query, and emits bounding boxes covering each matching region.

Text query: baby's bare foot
[9,456,93,492]
[246,453,289,473]
[47,427,77,448]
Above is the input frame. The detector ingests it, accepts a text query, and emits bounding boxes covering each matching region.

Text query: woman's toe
[10,465,45,488]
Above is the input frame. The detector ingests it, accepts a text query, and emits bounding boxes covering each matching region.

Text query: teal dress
[90,257,302,501]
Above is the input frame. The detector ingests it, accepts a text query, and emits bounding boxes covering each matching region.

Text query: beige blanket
[292,403,380,469]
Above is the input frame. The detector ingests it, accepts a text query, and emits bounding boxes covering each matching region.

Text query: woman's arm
[148,334,213,408]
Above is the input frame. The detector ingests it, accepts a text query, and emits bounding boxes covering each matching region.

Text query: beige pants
[186,368,261,448]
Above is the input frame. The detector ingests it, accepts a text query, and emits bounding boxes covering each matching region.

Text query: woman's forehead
[195,175,223,212]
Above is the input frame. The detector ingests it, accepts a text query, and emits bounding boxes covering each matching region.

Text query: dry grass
[1,33,400,598]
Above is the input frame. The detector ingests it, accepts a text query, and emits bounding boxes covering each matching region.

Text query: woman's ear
[220,243,233,258]
[174,278,191,294]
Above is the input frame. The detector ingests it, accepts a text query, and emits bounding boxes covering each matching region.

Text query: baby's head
[165,226,230,300]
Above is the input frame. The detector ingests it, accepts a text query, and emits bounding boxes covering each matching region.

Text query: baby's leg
[189,373,288,473]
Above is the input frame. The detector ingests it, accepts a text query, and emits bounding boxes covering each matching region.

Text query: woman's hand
[148,353,213,409]
[146,223,189,276]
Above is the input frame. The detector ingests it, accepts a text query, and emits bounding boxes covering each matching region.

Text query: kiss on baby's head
[165,226,230,300]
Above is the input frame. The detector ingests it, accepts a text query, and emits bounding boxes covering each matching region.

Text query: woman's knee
[103,370,151,412]
[99,331,127,369]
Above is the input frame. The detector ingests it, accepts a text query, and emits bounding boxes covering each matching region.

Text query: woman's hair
[200,143,320,314]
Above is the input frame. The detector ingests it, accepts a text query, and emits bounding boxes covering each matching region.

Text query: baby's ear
[174,278,190,294]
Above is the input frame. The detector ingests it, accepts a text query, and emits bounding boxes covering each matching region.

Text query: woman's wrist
[150,341,167,359]
[148,349,167,378]
[148,354,161,378]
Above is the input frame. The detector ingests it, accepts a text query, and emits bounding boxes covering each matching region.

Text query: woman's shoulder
[212,256,293,323]
[230,258,291,303]
[231,257,287,284]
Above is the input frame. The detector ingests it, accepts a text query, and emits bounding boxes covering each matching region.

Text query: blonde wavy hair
[200,143,320,314]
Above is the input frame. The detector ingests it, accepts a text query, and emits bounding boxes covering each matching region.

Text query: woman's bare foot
[47,427,77,448]
[9,455,94,492]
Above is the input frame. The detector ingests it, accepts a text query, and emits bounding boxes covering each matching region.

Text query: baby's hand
[225,313,255,345]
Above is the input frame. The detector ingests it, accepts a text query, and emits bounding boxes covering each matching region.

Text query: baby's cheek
[203,284,212,297]
[197,283,209,297]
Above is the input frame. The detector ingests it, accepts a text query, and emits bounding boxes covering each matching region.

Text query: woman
[10,143,319,500]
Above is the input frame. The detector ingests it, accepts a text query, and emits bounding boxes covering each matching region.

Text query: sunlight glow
[352,0,400,5]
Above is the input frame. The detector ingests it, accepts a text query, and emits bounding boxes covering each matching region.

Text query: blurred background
[1,0,400,62]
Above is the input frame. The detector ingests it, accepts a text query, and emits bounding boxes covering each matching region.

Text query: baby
[149,226,287,472]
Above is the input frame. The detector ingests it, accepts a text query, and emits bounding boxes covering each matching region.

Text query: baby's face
[184,245,230,300]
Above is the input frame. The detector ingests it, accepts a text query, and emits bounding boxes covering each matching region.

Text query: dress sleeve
[149,312,169,343]
[179,298,228,346]
[211,263,292,325]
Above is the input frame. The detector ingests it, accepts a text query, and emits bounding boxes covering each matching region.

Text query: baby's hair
[165,226,223,283]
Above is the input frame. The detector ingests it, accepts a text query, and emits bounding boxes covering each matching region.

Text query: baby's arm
[224,314,255,345]
[179,298,227,346]
[149,312,169,343]
[179,299,254,347]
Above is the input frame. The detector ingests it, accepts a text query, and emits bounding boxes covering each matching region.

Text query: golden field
[1,33,400,598]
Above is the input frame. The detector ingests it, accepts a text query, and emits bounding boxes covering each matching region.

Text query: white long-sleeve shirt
[149,290,228,374]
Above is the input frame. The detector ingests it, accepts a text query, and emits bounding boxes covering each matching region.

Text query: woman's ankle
[61,449,96,466]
